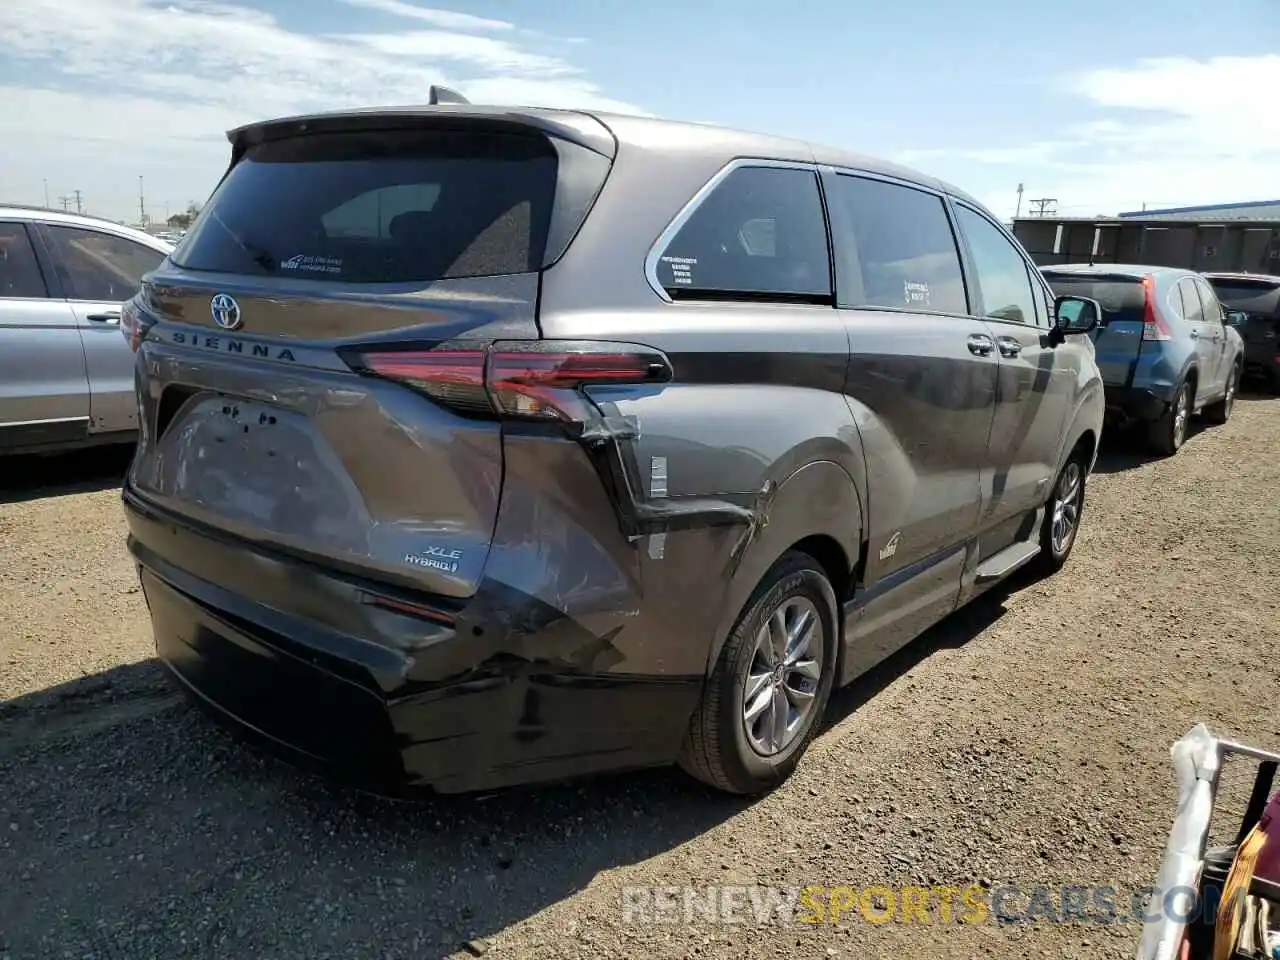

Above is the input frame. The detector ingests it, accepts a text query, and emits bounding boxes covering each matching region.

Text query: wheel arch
[705,459,863,676]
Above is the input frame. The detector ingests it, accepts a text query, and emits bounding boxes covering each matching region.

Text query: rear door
[822,170,996,667]
[1175,276,1223,401]
[37,222,168,435]
[952,202,1074,532]
[1191,276,1229,393]
[128,117,611,600]
[0,220,90,450]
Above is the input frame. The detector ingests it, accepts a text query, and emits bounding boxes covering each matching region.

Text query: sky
[1,0,1278,225]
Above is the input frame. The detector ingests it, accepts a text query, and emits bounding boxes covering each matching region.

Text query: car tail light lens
[120,297,146,353]
[347,341,672,425]
[1141,275,1173,341]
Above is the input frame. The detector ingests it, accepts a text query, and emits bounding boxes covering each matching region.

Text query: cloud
[0,0,645,221]
[335,0,515,32]
[897,55,1280,218]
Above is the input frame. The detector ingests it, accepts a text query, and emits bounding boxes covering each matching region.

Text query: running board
[974,506,1045,584]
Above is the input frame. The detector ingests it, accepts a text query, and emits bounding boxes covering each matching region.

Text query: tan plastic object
[1211,824,1266,960]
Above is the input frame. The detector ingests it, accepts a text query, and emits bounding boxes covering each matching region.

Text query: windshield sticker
[280,254,342,275]
[661,255,696,286]
[903,280,931,306]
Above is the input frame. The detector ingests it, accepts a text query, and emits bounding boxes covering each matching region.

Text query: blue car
[1041,264,1244,455]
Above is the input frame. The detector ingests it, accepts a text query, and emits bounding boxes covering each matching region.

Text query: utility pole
[1015,183,1024,219]
[43,179,50,208]
[138,175,147,227]
[72,190,83,214]
[1028,197,1058,217]
[58,194,71,211]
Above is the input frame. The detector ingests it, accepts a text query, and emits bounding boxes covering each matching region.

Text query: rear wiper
[207,209,276,272]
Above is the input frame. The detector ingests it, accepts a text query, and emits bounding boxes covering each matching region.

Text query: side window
[1180,278,1206,323]
[830,175,968,314]
[42,225,165,302]
[954,206,1038,325]
[654,166,831,301]
[1027,264,1049,328]
[1194,278,1223,323]
[0,222,49,299]
[1170,278,1191,320]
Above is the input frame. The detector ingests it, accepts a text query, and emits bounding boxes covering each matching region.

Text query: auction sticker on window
[281,254,343,275]
[661,255,697,286]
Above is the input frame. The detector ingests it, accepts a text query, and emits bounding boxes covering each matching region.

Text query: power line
[1027,197,1058,217]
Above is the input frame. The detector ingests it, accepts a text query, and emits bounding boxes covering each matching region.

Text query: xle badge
[879,531,901,562]
[405,545,462,574]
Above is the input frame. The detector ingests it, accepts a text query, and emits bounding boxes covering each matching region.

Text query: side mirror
[1049,295,1100,345]
[1224,310,1247,327]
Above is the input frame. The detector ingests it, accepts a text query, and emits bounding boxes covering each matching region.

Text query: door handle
[996,336,1022,358]
[86,311,121,324]
[967,334,994,356]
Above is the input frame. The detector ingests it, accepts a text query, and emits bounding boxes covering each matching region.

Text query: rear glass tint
[1206,278,1280,316]
[1042,274,1145,322]
[172,129,558,283]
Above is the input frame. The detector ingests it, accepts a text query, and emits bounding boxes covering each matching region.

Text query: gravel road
[2,396,1278,960]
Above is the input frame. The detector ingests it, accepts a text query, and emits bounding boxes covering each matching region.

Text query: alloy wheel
[742,597,824,757]
[1172,386,1190,449]
[1050,461,1083,557]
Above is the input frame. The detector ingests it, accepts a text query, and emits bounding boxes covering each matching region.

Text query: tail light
[344,340,672,427]
[1141,275,1173,341]
[120,296,153,353]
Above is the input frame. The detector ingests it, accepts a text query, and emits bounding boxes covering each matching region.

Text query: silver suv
[121,93,1105,795]
[0,207,171,454]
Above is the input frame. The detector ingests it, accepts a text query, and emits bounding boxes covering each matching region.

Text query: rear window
[1042,273,1145,322]
[172,129,559,284]
[1206,278,1280,316]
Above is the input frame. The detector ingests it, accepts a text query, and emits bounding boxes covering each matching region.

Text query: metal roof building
[1116,199,1280,221]
[1013,206,1280,274]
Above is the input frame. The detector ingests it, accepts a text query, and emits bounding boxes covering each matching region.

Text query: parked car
[1203,271,1280,393]
[120,93,1104,796]
[0,207,172,455]
[1041,264,1244,455]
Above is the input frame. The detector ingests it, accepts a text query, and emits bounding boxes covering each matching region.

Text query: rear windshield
[172,129,558,283]
[1042,273,1145,322]
[1206,278,1280,316]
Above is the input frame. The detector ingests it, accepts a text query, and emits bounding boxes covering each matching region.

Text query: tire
[678,551,839,795]
[1147,379,1192,456]
[1203,363,1240,425]
[1031,446,1088,577]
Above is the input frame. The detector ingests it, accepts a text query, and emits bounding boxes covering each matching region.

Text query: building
[1117,199,1280,221]
[1013,199,1280,274]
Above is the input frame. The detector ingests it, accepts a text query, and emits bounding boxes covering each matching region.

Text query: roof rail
[428,85,470,106]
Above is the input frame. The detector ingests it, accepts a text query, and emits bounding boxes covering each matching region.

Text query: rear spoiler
[223,95,617,160]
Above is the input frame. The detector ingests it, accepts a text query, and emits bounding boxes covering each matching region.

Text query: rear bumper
[123,487,702,794]
[1102,385,1169,425]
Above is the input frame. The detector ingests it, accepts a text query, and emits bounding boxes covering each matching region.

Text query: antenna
[428,85,470,106]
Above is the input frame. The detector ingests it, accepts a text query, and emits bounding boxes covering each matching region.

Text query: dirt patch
[1,399,1278,959]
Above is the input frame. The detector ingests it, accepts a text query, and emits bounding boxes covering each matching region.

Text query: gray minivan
[120,95,1104,795]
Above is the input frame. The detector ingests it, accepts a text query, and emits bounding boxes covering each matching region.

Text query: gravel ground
[2,395,1278,960]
